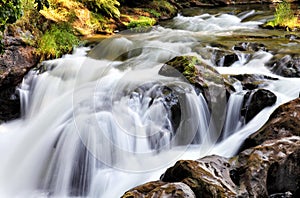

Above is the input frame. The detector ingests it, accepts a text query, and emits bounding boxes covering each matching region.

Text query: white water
[0,11,300,197]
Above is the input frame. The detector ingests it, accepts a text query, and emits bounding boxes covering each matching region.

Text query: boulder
[121,136,300,198]
[241,89,277,123]
[161,155,237,198]
[121,181,196,198]
[232,136,300,197]
[240,97,300,150]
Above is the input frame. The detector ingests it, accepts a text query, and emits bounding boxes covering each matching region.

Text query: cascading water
[0,9,300,198]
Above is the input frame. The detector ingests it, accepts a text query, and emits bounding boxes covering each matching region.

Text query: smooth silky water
[0,6,300,197]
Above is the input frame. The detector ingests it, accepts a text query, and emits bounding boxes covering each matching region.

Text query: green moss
[126,16,156,29]
[37,23,79,60]
[144,8,161,18]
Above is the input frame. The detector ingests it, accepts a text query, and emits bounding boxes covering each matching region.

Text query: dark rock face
[0,31,39,122]
[241,98,300,151]
[241,89,277,123]
[266,55,300,77]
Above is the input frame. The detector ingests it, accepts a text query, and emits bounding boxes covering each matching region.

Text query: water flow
[0,10,299,198]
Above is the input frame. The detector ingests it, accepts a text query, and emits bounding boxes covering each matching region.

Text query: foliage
[126,16,156,29]
[37,23,79,60]
[79,0,120,18]
[34,0,50,11]
[0,0,23,32]
[266,1,299,30]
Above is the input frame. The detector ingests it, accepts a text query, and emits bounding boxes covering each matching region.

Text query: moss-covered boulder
[159,55,231,102]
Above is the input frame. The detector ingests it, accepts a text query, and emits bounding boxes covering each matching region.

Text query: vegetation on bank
[265,1,300,31]
[0,0,178,60]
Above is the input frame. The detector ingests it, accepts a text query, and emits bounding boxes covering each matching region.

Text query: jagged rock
[213,50,239,67]
[121,181,196,198]
[266,55,300,77]
[240,97,300,151]
[241,89,277,123]
[0,31,39,122]
[161,155,237,198]
[232,136,300,197]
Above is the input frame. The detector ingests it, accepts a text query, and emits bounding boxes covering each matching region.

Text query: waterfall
[0,9,300,198]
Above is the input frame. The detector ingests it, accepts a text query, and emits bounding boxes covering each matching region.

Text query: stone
[161,155,237,198]
[121,181,196,198]
[241,89,277,123]
[232,136,300,197]
[240,98,300,150]
[266,55,300,78]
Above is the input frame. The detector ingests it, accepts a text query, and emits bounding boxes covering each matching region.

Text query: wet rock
[131,83,182,135]
[225,74,278,90]
[233,42,267,52]
[266,55,300,77]
[233,136,300,197]
[212,49,239,67]
[241,89,277,123]
[121,181,196,198]
[241,97,300,151]
[0,31,39,122]
[159,55,230,103]
[161,155,237,198]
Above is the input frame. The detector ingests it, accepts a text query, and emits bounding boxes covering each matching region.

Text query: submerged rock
[240,97,300,151]
[266,55,300,77]
[241,89,277,123]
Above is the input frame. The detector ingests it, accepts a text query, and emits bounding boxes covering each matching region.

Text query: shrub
[0,0,23,31]
[38,23,79,59]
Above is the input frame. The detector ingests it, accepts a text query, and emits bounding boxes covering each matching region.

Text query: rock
[267,148,300,197]
[121,136,300,198]
[241,89,277,123]
[213,50,239,67]
[233,42,267,52]
[225,74,278,90]
[240,98,300,151]
[232,136,300,197]
[266,55,300,77]
[161,155,237,198]
[121,181,196,198]
[0,30,39,122]
[159,55,230,104]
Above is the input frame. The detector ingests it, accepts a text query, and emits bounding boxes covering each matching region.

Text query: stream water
[0,5,300,198]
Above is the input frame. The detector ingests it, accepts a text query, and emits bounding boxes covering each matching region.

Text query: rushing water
[1,7,300,198]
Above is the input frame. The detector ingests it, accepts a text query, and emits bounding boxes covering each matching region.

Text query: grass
[266,1,300,31]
